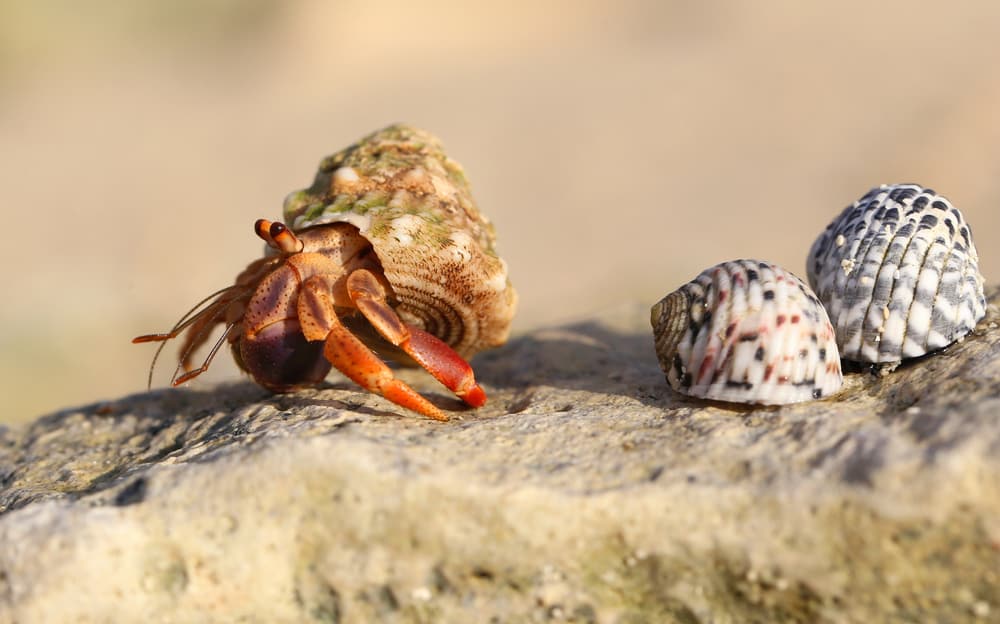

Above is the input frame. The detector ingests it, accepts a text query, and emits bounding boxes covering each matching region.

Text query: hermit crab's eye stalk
[254,219,303,254]
[269,222,303,254]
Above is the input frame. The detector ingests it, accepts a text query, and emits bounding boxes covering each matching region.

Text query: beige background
[2,1,999,423]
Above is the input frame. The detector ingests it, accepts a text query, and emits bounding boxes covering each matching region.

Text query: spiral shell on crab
[282,123,517,358]
[651,260,843,405]
[807,183,986,363]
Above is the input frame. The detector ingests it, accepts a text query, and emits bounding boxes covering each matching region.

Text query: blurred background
[2,0,999,424]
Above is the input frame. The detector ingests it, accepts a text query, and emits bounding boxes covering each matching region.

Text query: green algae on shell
[283,124,517,357]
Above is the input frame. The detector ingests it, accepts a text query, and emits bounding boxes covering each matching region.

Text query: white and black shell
[807,184,986,363]
[651,260,843,405]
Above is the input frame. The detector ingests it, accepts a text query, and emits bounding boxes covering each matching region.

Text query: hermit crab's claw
[294,266,487,421]
[395,327,488,408]
[343,269,487,409]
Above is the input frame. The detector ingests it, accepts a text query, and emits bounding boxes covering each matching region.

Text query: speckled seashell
[283,124,517,357]
[807,183,986,363]
[651,260,843,405]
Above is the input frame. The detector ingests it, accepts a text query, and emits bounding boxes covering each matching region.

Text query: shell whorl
[650,290,691,376]
[282,124,516,357]
[807,184,986,363]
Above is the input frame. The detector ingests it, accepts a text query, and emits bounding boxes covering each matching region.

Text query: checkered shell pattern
[651,260,843,405]
[807,184,986,363]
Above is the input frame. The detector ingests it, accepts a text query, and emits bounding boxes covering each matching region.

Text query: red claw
[402,326,487,408]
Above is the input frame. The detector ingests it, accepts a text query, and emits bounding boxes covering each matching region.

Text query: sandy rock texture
[1,289,999,623]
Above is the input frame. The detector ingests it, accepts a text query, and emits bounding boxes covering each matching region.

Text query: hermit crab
[807,183,986,363]
[651,259,843,405]
[134,124,517,420]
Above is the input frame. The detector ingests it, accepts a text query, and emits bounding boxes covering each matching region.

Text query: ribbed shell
[283,124,517,357]
[651,260,843,405]
[807,184,986,363]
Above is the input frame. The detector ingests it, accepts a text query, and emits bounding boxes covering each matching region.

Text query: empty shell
[807,184,986,363]
[651,259,843,405]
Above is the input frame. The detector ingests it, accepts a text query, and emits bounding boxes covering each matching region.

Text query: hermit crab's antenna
[132,284,242,389]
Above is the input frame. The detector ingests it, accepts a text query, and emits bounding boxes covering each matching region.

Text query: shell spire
[283,124,517,357]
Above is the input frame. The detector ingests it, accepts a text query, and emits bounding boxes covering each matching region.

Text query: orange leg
[132,286,245,388]
[297,275,448,421]
[346,269,487,408]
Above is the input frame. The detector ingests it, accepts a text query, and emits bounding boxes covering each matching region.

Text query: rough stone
[1,289,999,623]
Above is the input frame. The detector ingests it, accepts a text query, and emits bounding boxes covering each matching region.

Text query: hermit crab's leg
[172,322,238,385]
[297,275,448,421]
[345,269,487,408]
[132,285,244,389]
[173,299,235,371]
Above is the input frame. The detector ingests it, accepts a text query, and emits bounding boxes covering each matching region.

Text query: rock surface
[2,289,999,623]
